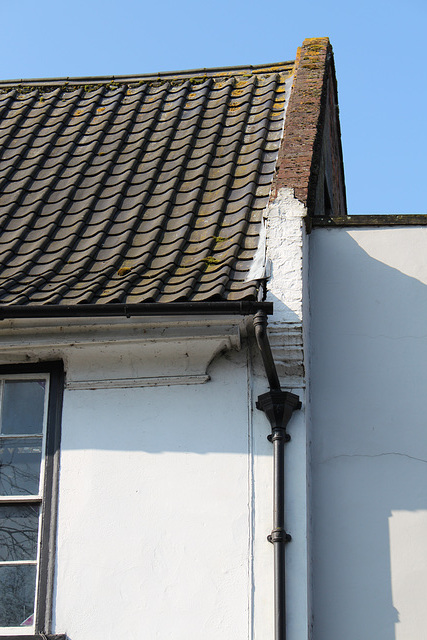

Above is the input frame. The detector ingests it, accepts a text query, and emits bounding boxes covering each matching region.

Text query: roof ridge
[0,61,295,89]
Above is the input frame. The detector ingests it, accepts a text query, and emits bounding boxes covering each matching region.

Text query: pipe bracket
[267,529,292,544]
[267,432,291,443]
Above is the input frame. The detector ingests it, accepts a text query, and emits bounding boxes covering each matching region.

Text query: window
[0,362,64,638]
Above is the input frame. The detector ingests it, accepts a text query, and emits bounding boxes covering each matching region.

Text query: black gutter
[0,301,273,320]
[254,310,301,640]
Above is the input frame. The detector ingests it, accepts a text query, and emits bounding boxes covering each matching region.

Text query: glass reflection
[1,380,46,435]
[0,564,36,627]
[0,505,39,562]
[0,437,42,496]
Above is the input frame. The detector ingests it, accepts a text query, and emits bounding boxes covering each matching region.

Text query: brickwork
[271,38,346,217]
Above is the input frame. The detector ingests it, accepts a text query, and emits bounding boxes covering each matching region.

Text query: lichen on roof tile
[0,61,294,305]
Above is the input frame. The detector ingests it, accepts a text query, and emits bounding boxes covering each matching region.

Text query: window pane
[0,564,36,627]
[0,505,39,562]
[1,380,46,435]
[0,437,43,496]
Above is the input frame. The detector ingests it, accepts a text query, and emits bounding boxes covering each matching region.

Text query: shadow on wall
[310,229,427,640]
[60,296,300,455]
[61,345,258,454]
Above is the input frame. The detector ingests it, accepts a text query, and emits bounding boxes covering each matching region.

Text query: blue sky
[1,0,425,214]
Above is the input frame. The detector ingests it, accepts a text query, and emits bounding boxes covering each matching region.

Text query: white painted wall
[264,187,310,640]
[309,227,427,640]
[0,186,311,640]
[54,344,253,640]
[49,184,310,640]
[0,316,277,640]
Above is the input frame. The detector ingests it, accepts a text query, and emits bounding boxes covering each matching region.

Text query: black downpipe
[254,310,301,640]
[253,311,281,391]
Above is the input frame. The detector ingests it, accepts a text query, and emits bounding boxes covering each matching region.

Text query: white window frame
[0,362,64,640]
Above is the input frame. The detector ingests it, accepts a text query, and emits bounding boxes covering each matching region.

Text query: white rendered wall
[309,227,427,640]
[263,188,310,640]
[53,345,254,640]
[0,183,310,639]
[50,186,310,640]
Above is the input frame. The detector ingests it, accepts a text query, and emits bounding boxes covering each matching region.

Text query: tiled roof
[0,62,294,306]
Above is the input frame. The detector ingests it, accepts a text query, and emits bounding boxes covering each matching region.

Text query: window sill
[0,635,66,639]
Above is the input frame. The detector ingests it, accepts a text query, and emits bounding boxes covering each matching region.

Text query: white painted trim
[65,374,210,390]
[246,218,266,281]
[0,560,38,565]
[0,496,42,503]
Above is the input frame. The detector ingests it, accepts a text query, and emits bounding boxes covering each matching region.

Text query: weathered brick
[270,37,346,217]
